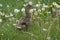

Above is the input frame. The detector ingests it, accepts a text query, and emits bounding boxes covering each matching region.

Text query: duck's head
[25,4,33,14]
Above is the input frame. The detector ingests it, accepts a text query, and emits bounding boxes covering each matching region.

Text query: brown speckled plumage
[16,4,32,30]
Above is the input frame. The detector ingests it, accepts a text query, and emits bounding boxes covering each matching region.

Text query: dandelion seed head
[13,24,17,26]
[53,2,58,6]
[35,4,40,7]
[34,11,38,15]
[43,4,48,8]
[0,19,2,23]
[28,1,32,5]
[0,4,3,7]
[42,7,45,11]
[33,8,36,11]
[43,28,47,31]
[21,8,25,13]
[15,26,22,29]
[0,11,5,16]
[10,13,13,17]
[5,14,10,18]
[52,2,60,8]
[38,9,41,12]
[23,4,26,7]
[12,17,15,20]
[14,9,20,13]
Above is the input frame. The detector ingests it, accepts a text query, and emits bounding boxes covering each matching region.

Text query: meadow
[0,0,60,40]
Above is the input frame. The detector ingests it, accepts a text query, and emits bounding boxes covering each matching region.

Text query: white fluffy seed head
[14,9,20,13]
[28,1,32,5]
[43,28,47,31]
[0,19,2,23]
[21,8,25,13]
[0,11,5,16]
[10,13,13,17]
[0,4,3,7]
[5,14,10,18]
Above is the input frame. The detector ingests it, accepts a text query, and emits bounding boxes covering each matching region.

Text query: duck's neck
[25,12,31,18]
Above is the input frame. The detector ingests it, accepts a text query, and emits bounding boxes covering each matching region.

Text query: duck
[16,4,33,30]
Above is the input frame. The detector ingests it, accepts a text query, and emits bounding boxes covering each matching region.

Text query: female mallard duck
[16,4,33,30]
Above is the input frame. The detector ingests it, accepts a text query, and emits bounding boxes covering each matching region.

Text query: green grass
[0,0,60,40]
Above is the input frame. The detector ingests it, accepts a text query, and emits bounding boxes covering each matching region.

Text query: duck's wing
[15,17,26,29]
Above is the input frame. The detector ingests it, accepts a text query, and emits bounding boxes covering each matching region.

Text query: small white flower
[34,11,38,15]
[52,2,60,8]
[13,24,17,26]
[0,4,3,7]
[42,7,45,11]
[0,19,2,23]
[38,9,41,12]
[53,2,58,6]
[35,4,40,7]
[23,4,30,7]
[0,11,5,16]
[57,6,60,8]
[1,13,5,16]
[43,4,48,8]
[14,9,20,13]
[7,5,10,8]
[16,26,22,29]
[21,8,25,13]
[28,1,32,5]
[12,17,15,20]
[46,36,51,40]
[10,13,13,17]
[33,8,36,11]
[43,28,47,31]
[23,4,26,7]
[5,14,10,18]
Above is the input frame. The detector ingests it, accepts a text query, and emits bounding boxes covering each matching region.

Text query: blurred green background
[0,0,60,40]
